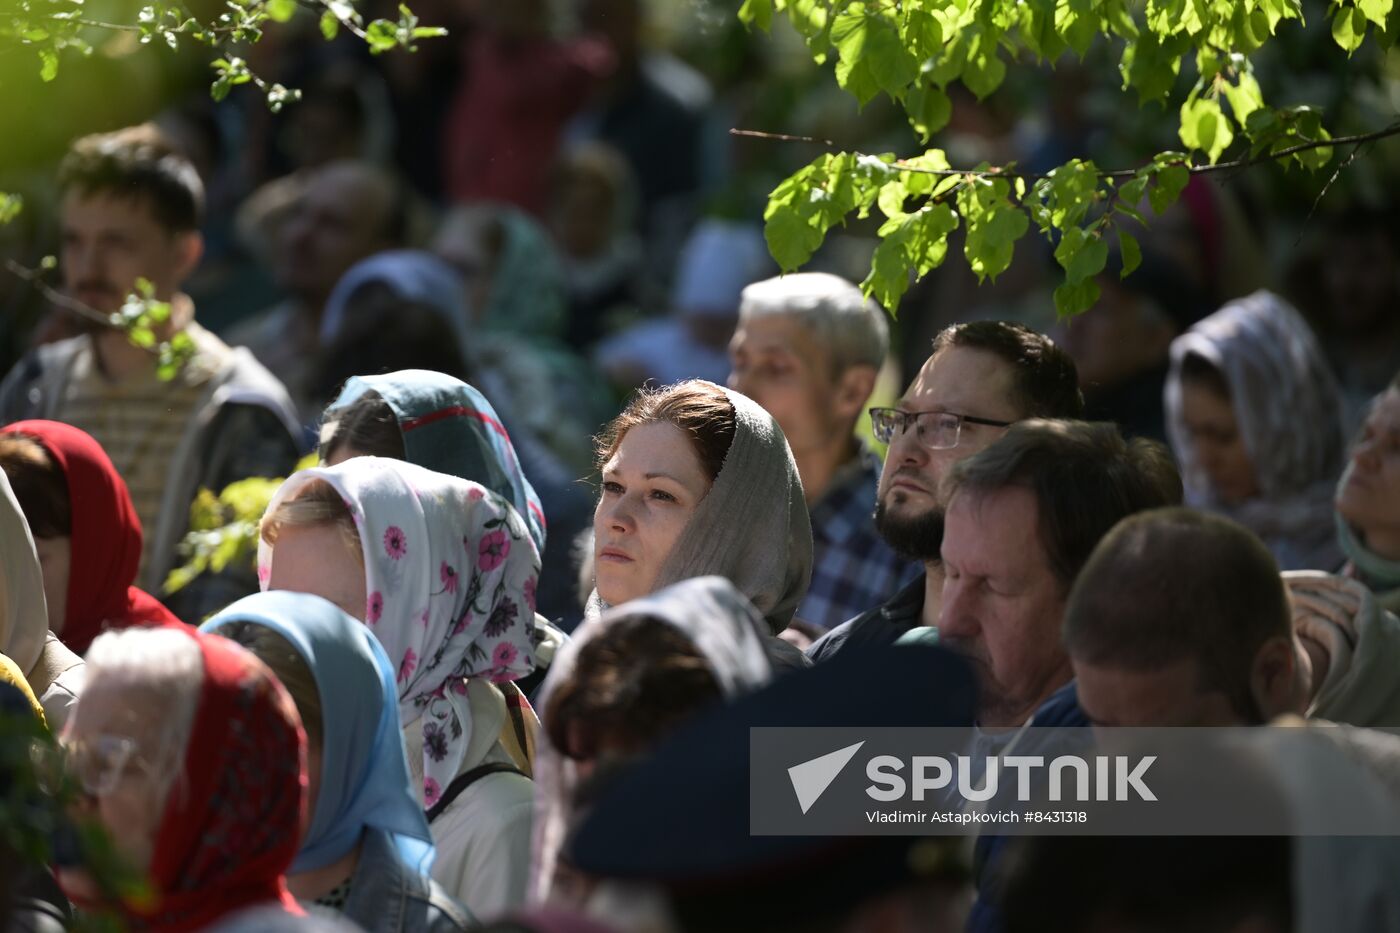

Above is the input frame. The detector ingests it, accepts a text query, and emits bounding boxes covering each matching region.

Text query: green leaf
[901,8,943,59]
[1179,94,1234,164]
[1117,230,1142,278]
[1120,32,1186,104]
[320,10,339,38]
[265,0,296,22]
[957,179,1030,282]
[1118,174,1150,207]
[365,18,399,52]
[1331,5,1367,51]
[1043,159,1101,232]
[1222,71,1264,124]
[1149,163,1190,213]
[864,204,959,310]
[38,48,58,82]
[832,5,919,104]
[1359,0,1392,28]
[0,194,21,225]
[1054,278,1101,318]
[411,25,447,37]
[1053,225,1109,283]
[763,153,879,272]
[738,0,775,30]
[211,76,232,101]
[904,84,952,142]
[961,28,1006,99]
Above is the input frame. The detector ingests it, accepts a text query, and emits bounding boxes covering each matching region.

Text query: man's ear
[835,364,879,421]
[1250,635,1306,721]
[173,230,204,284]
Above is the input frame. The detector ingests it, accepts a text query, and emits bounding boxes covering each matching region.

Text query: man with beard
[0,126,301,620]
[807,321,1083,661]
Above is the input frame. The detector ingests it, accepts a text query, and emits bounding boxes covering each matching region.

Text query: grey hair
[738,272,889,375]
[84,627,203,801]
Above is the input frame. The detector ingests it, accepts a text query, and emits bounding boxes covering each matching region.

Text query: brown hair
[1179,351,1232,399]
[545,616,724,762]
[595,381,736,483]
[945,420,1182,593]
[0,434,70,538]
[260,479,362,564]
[1063,507,1289,723]
[318,390,406,463]
[59,124,204,234]
[215,621,323,747]
[930,321,1084,420]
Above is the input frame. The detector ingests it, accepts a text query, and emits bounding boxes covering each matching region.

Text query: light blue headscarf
[323,370,548,554]
[201,590,435,874]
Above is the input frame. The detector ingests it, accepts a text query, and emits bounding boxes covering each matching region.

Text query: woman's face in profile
[593,421,713,606]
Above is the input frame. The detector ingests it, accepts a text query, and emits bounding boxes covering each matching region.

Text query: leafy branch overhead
[740,0,1400,317]
[3,0,447,112]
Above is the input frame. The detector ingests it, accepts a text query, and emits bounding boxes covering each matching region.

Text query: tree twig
[4,259,115,329]
[729,121,1400,180]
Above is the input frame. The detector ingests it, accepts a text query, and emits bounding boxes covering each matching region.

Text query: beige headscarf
[0,470,49,676]
[586,382,814,636]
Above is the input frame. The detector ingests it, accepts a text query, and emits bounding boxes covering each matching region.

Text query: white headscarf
[530,576,774,905]
[260,457,541,810]
[1166,290,1347,570]
[586,382,813,636]
[0,470,48,676]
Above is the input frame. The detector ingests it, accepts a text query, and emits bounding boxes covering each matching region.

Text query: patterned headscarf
[135,629,305,932]
[322,370,547,554]
[260,458,541,809]
[1166,290,1347,570]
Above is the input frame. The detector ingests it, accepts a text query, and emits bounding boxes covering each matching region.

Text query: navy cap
[566,644,978,930]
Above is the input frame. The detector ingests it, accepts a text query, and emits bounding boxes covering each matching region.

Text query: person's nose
[600,493,638,535]
[886,421,930,468]
[937,577,978,642]
[1352,435,1381,473]
[65,239,102,287]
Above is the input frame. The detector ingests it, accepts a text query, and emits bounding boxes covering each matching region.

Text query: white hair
[738,272,890,374]
[84,627,203,798]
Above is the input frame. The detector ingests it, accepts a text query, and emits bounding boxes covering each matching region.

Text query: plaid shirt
[797,449,921,631]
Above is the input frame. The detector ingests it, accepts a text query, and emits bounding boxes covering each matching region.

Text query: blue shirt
[798,450,920,631]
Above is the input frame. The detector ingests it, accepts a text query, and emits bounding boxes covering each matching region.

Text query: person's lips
[597,546,634,564]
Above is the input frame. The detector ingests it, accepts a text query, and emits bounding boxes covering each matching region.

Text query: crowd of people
[0,41,1398,933]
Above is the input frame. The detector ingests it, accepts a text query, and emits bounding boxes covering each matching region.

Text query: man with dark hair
[1067,507,1400,728]
[807,320,1084,661]
[0,125,302,620]
[938,419,1181,727]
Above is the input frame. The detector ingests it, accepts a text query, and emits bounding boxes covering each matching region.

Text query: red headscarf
[0,420,182,653]
[131,629,307,931]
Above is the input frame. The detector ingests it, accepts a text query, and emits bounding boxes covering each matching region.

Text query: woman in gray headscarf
[583,379,812,642]
[1165,290,1347,571]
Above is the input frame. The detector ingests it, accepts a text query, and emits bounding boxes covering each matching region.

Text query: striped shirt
[55,330,226,579]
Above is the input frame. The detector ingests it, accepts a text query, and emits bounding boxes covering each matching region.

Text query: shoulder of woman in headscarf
[0,470,49,676]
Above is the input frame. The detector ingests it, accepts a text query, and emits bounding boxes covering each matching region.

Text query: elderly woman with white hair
[57,625,307,931]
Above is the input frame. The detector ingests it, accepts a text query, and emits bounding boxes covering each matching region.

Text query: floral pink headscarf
[260,457,540,808]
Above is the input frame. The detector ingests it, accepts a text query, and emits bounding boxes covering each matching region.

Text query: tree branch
[5,259,117,330]
[729,121,1400,180]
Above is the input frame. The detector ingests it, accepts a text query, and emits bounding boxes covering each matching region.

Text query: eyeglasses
[870,408,1014,451]
[52,734,151,797]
